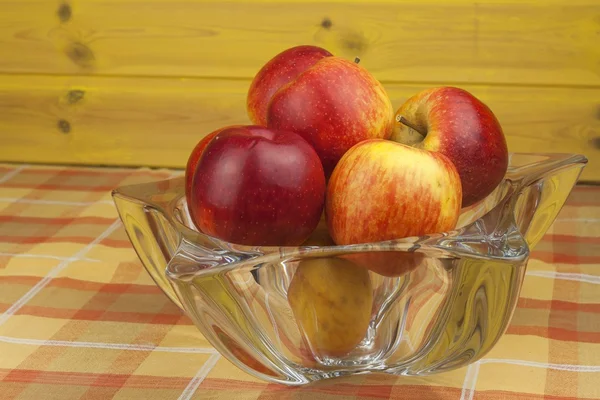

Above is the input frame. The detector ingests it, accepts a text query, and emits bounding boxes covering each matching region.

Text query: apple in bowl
[326,139,462,245]
[184,127,233,200]
[391,87,508,207]
[247,45,333,127]
[326,139,462,276]
[187,125,326,247]
[247,45,395,176]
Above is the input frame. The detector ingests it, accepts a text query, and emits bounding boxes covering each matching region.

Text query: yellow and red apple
[326,139,462,245]
[392,87,508,207]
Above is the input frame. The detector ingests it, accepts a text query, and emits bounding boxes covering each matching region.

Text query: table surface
[0,163,599,400]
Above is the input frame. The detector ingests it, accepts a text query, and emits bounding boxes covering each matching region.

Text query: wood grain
[0,0,598,86]
[0,74,598,180]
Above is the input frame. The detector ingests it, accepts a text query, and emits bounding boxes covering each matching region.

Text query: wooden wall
[0,0,599,180]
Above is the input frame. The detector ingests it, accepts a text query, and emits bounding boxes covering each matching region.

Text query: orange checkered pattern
[0,163,599,400]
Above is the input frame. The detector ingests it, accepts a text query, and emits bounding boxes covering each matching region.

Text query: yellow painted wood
[0,0,598,86]
[0,74,598,180]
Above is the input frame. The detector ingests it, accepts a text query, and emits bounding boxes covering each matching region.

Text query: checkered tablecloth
[0,163,599,400]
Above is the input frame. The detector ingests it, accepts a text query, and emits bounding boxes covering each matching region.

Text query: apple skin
[391,87,508,207]
[189,125,326,246]
[247,45,333,126]
[266,56,395,176]
[184,127,236,201]
[326,139,462,246]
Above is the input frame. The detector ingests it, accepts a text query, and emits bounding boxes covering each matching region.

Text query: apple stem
[396,115,426,137]
[354,57,360,64]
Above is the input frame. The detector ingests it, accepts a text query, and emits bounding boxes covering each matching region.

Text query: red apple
[326,139,462,246]
[392,87,508,207]
[185,127,235,200]
[267,56,395,176]
[189,125,326,246]
[247,45,333,126]
[250,51,394,176]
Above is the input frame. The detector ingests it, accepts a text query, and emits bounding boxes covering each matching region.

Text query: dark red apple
[189,125,326,246]
[185,127,234,200]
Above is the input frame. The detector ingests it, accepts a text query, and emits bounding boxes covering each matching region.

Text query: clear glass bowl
[112,153,587,385]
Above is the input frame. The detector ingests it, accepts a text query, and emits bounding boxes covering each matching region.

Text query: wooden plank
[0,74,598,180]
[0,0,598,86]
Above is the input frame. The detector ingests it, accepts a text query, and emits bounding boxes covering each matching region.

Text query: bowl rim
[112,152,587,276]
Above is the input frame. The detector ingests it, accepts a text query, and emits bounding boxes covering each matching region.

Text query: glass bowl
[112,153,587,385]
